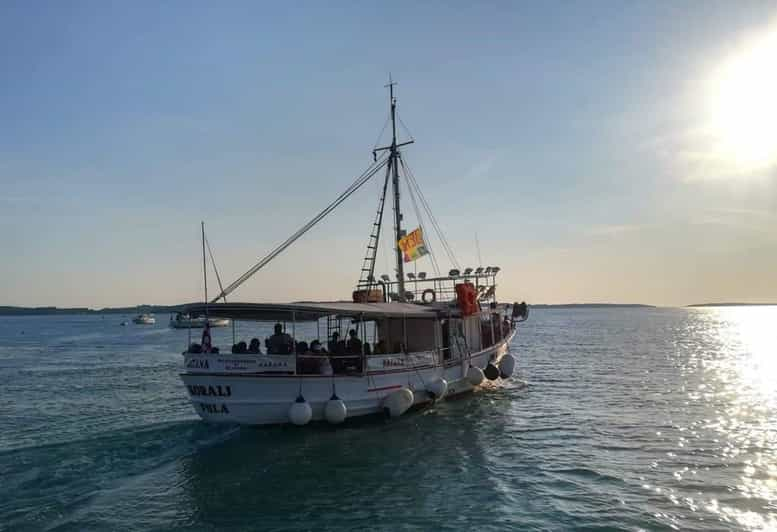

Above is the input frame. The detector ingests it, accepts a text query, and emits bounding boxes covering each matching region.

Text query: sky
[1,1,777,308]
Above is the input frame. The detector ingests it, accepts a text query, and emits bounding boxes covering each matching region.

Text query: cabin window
[375,318,437,353]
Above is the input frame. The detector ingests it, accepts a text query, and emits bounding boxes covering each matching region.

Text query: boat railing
[356,270,501,305]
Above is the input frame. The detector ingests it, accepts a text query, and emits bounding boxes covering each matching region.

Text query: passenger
[319,356,333,375]
[248,338,261,354]
[373,339,386,354]
[232,341,248,354]
[296,341,319,374]
[335,340,347,355]
[327,331,340,354]
[267,323,293,354]
[346,329,362,354]
[310,340,333,375]
[188,343,202,354]
[503,317,511,334]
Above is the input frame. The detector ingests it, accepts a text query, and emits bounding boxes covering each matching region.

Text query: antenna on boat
[201,221,208,318]
[475,232,483,267]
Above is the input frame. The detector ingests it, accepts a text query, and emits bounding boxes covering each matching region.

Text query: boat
[169,313,230,329]
[178,82,529,426]
[132,313,156,325]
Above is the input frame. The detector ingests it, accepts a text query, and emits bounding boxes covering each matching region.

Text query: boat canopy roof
[182,301,444,321]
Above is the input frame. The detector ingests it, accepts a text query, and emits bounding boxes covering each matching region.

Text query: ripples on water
[0,308,775,531]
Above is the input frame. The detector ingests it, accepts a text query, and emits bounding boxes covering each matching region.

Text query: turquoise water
[1,307,776,531]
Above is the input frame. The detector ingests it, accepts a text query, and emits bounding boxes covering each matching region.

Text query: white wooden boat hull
[180,330,514,425]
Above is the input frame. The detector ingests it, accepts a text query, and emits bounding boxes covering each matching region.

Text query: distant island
[0,305,187,316]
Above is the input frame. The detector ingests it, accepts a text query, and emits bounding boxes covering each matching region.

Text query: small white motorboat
[169,313,230,329]
[132,313,156,325]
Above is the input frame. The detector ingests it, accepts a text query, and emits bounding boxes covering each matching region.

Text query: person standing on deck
[346,328,362,354]
[266,323,293,354]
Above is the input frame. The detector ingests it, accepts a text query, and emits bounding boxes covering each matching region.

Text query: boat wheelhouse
[178,81,529,425]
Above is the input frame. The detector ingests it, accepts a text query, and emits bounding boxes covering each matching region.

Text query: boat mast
[388,79,406,301]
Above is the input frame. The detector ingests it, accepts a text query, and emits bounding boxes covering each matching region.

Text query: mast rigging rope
[400,159,441,276]
[400,155,460,270]
[213,155,390,302]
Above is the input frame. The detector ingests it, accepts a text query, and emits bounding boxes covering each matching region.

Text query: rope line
[205,235,227,303]
[213,154,390,302]
[400,158,441,276]
[401,154,460,269]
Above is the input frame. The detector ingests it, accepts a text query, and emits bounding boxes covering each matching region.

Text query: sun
[706,28,777,173]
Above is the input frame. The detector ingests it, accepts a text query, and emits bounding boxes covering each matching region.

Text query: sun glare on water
[706,28,777,173]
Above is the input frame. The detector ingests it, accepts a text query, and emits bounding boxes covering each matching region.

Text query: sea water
[0,307,775,531]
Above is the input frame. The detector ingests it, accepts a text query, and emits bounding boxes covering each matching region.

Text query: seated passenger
[188,343,202,354]
[319,356,333,375]
[248,338,261,354]
[373,340,386,354]
[297,342,319,374]
[309,340,333,375]
[267,323,293,354]
[232,341,248,354]
[346,329,362,355]
[336,340,347,355]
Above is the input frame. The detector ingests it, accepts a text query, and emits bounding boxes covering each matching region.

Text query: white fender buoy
[288,395,312,426]
[466,366,485,386]
[324,395,347,424]
[426,377,448,400]
[499,353,516,378]
[383,387,414,418]
[484,363,500,381]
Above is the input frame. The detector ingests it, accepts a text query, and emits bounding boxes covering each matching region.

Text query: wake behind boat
[178,83,529,426]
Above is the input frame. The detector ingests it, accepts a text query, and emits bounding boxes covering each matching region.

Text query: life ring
[421,288,436,304]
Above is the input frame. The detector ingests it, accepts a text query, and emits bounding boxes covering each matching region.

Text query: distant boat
[169,313,229,329]
[132,314,156,325]
[120,321,128,326]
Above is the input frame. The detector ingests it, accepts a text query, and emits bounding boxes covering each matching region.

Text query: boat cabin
[181,294,520,378]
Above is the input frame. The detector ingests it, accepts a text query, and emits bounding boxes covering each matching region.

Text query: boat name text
[188,384,232,397]
[198,402,229,414]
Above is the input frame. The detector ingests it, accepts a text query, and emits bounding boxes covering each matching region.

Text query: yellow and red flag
[398,227,429,263]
